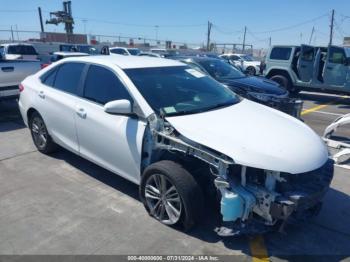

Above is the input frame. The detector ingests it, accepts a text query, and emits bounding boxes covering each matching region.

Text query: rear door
[297,45,315,82]
[75,64,145,183]
[323,46,347,88]
[36,62,86,153]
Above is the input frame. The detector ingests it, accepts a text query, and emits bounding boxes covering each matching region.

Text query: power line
[251,13,328,34]
[211,24,243,35]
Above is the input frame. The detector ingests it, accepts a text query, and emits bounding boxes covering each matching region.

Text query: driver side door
[75,64,146,183]
[323,46,348,88]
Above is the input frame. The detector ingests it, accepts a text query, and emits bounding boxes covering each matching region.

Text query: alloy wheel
[144,174,182,225]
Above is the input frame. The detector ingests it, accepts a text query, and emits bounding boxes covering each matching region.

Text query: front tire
[29,112,57,154]
[140,160,203,230]
[246,66,256,76]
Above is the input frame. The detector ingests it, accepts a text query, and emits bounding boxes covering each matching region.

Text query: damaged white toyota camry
[19,55,334,236]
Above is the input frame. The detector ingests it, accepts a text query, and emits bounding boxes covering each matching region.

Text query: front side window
[241,55,254,61]
[83,65,131,105]
[54,63,85,95]
[125,66,239,116]
[230,55,240,61]
[328,47,346,64]
[110,49,127,55]
[270,47,292,60]
[127,49,140,56]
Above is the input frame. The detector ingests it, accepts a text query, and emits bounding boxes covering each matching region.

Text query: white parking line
[335,164,350,170]
[311,111,343,116]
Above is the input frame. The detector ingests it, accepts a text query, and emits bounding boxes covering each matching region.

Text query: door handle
[76,107,87,119]
[326,66,333,70]
[1,66,14,72]
[300,65,307,68]
[38,91,45,99]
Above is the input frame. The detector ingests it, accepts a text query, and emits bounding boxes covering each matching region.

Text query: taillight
[41,63,49,69]
[19,83,24,92]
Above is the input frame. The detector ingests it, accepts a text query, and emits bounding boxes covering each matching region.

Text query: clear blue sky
[0,0,349,48]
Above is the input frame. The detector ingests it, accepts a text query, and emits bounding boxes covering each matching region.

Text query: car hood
[222,76,287,96]
[244,61,260,66]
[165,99,328,174]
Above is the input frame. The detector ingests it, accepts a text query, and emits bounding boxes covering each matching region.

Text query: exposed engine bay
[142,113,334,236]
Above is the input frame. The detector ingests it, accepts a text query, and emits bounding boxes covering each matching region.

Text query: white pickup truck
[0,54,41,100]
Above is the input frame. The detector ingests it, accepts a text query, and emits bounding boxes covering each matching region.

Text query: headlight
[249,92,271,102]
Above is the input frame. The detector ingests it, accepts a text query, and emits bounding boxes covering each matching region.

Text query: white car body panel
[75,98,146,184]
[166,99,328,174]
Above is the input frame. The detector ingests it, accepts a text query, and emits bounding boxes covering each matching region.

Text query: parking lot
[0,92,349,261]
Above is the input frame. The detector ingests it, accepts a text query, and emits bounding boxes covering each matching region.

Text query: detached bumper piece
[216,159,334,237]
[323,113,350,165]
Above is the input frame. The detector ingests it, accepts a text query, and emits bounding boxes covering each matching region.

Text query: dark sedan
[175,56,303,118]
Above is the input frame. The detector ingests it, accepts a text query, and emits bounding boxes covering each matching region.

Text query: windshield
[128,49,141,55]
[197,59,246,80]
[241,55,254,61]
[125,66,239,116]
[345,47,350,58]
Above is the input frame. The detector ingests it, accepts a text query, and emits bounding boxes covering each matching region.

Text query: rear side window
[270,47,292,60]
[301,48,315,61]
[54,63,85,95]
[83,65,131,105]
[41,68,58,87]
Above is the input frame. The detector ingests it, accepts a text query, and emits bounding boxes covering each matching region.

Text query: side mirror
[344,57,350,66]
[104,99,132,115]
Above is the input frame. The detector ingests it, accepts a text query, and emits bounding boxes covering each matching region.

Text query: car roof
[53,51,89,56]
[1,43,34,47]
[62,55,185,69]
[175,56,222,62]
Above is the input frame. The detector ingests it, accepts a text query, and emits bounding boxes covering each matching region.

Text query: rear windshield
[7,45,37,55]
[270,47,292,60]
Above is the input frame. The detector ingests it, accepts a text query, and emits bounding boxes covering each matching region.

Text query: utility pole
[329,9,335,45]
[10,25,14,42]
[38,7,44,32]
[206,21,212,51]
[268,37,271,47]
[309,26,315,44]
[242,26,247,53]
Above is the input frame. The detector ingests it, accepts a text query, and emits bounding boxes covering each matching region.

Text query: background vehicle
[19,55,331,236]
[109,47,141,56]
[264,45,350,95]
[0,52,41,100]
[138,52,162,58]
[0,43,38,60]
[176,56,303,118]
[40,52,90,69]
[220,53,260,75]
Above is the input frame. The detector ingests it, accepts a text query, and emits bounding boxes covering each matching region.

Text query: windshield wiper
[164,101,236,117]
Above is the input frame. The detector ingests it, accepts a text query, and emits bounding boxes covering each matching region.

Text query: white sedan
[18,55,332,236]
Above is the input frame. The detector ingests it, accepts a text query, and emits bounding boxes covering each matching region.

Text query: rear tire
[270,74,300,94]
[29,112,57,154]
[140,160,204,231]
